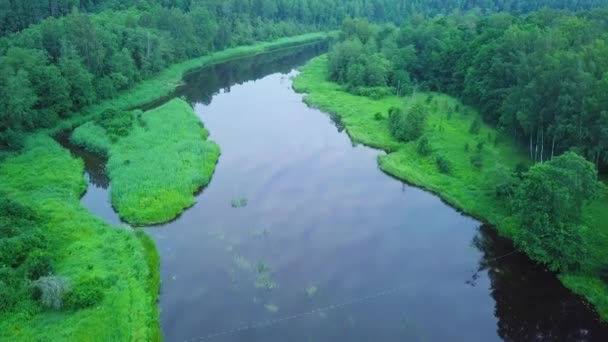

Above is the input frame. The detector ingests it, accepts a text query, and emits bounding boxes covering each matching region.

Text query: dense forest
[3,0,608,35]
[3,0,608,150]
[327,10,608,170]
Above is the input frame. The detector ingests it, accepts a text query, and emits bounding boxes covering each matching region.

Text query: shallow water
[64,44,608,341]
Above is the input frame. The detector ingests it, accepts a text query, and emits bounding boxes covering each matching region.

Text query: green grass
[294,55,608,320]
[72,99,220,225]
[46,32,334,136]
[0,135,159,341]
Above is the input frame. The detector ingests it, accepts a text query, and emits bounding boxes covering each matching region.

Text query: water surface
[65,44,608,341]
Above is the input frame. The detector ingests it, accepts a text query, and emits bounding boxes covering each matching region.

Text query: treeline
[328,10,608,169]
[0,6,313,149]
[3,0,607,35]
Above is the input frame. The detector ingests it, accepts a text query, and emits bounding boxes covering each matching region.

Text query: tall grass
[0,136,159,340]
[293,55,608,320]
[72,99,220,225]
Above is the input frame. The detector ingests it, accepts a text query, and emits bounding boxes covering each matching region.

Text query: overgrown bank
[72,99,220,225]
[0,33,330,340]
[0,135,160,340]
[293,55,608,320]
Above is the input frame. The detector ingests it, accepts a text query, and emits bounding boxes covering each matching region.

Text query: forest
[327,11,608,170]
[3,0,608,150]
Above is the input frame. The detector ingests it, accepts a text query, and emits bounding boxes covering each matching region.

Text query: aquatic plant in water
[254,261,277,290]
[265,303,279,313]
[306,285,318,297]
[231,197,248,208]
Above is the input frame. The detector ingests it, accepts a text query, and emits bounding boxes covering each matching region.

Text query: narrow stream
[61,44,608,341]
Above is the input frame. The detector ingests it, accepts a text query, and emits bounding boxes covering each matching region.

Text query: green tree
[514,152,602,271]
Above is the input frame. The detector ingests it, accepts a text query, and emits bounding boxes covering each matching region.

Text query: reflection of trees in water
[55,133,109,188]
[176,43,328,106]
[473,224,608,341]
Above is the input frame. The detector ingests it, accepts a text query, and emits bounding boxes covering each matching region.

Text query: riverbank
[293,55,608,320]
[46,32,334,137]
[0,34,331,340]
[0,135,160,340]
[72,99,220,225]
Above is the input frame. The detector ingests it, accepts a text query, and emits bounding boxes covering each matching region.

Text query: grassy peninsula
[72,99,220,225]
[293,55,608,320]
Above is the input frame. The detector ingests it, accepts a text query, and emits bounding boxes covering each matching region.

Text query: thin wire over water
[185,249,519,341]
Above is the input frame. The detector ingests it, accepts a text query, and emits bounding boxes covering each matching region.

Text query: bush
[0,129,26,151]
[24,250,52,280]
[96,108,134,141]
[600,265,608,286]
[470,153,483,169]
[464,142,470,152]
[476,141,485,152]
[514,162,529,177]
[0,267,20,312]
[469,118,481,134]
[416,136,432,156]
[435,155,452,174]
[32,276,71,310]
[374,112,384,121]
[64,277,104,310]
[388,104,426,142]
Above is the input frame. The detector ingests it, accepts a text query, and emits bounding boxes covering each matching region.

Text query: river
[61,43,608,341]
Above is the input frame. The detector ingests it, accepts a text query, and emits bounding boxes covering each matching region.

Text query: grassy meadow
[72,99,220,225]
[0,135,160,341]
[293,55,608,320]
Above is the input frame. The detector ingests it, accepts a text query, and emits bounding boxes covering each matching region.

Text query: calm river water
[63,43,608,341]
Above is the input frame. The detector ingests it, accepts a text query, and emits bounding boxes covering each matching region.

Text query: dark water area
[62,44,608,341]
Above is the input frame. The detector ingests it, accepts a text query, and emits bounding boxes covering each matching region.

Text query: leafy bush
[435,154,452,174]
[374,112,384,121]
[0,196,52,313]
[470,153,483,169]
[464,142,469,152]
[388,104,426,142]
[96,108,134,141]
[32,276,71,310]
[469,118,481,134]
[64,277,104,310]
[416,136,432,156]
[600,265,608,286]
[24,250,52,280]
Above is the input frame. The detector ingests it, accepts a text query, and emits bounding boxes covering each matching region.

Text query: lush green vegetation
[3,0,607,35]
[72,99,220,225]
[326,11,608,170]
[294,54,608,319]
[0,135,159,340]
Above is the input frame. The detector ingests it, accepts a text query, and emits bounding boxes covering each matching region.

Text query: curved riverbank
[293,55,608,321]
[72,98,220,225]
[0,135,160,340]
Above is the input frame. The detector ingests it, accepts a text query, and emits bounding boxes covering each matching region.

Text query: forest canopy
[327,10,608,170]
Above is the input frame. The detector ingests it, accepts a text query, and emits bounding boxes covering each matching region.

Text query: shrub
[32,276,71,310]
[416,136,432,156]
[96,108,134,141]
[64,277,104,310]
[470,154,483,169]
[388,104,426,142]
[464,142,470,152]
[435,155,452,174]
[600,265,608,285]
[476,141,485,152]
[24,250,52,280]
[469,118,481,134]
[373,112,384,121]
[0,267,20,312]
[514,162,529,177]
